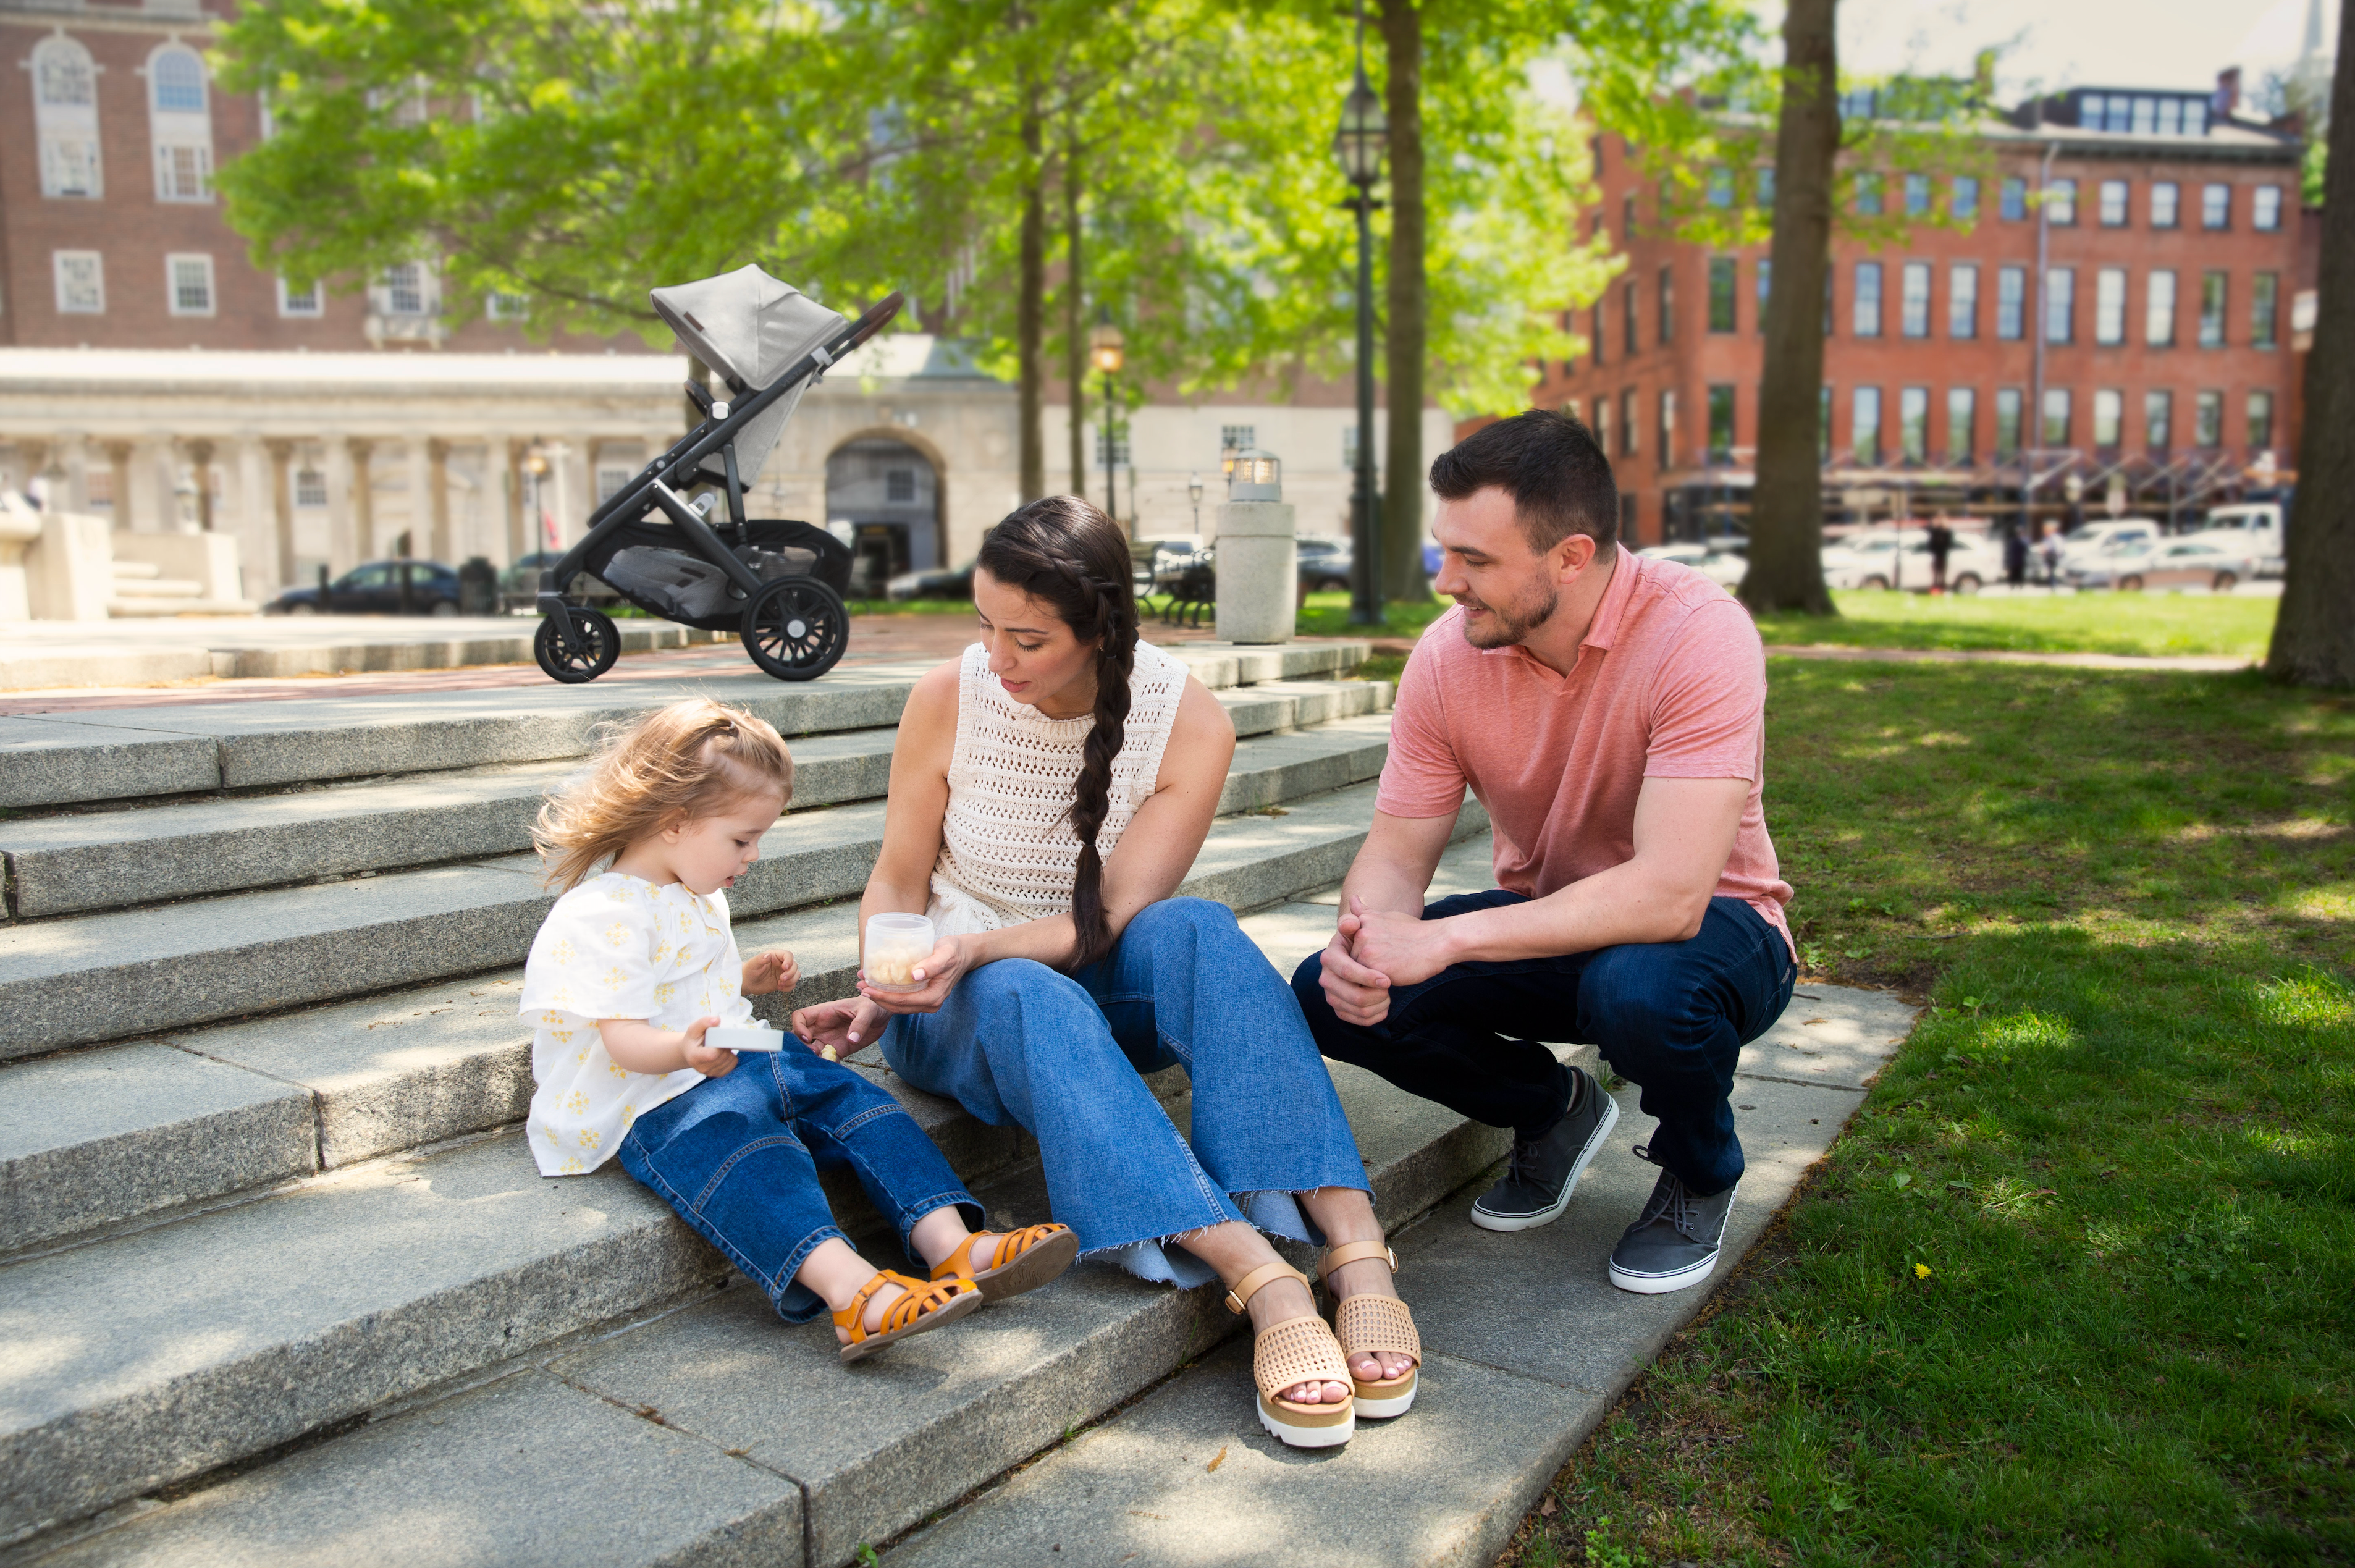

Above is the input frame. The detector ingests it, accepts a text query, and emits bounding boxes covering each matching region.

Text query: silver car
[2067,538,2261,592]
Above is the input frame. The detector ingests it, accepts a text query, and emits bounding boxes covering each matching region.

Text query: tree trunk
[1380,0,1428,604]
[1063,132,1087,500]
[1740,0,1839,616]
[1017,96,1047,504]
[2267,0,2355,688]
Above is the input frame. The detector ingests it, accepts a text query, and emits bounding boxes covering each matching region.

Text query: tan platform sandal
[929,1223,1079,1302]
[1225,1259,1354,1449]
[832,1270,982,1364]
[1317,1241,1422,1418]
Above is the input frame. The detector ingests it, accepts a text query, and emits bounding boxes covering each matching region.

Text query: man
[1926,513,1956,594]
[1291,410,1795,1295]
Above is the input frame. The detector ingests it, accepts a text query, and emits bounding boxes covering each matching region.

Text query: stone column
[59,436,91,513]
[324,437,356,575]
[186,439,217,532]
[347,437,377,560]
[503,439,528,564]
[266,439,297,588]
[126,438,167,533]
[401,439,432,558]
[555,440,588,548]
[104,442,133,529]
[234,437,269,595]
[426,439,452,564]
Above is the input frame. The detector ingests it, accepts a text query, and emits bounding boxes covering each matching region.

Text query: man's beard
[1455,576,1559,648]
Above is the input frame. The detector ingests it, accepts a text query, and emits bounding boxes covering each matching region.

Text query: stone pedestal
[1213,499,1295,644]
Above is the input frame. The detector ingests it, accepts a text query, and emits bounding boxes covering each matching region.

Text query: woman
[793,496,1420,1449]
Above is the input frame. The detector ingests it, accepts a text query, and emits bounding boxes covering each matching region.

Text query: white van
[2188,504,2286,577]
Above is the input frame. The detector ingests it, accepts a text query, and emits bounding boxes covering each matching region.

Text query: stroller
[529,266,903,684]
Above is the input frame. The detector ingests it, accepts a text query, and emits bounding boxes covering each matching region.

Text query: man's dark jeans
[1291,891,1796,1197]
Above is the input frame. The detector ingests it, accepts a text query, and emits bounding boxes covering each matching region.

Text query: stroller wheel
[534,607,621,684]
[742,578,849,682]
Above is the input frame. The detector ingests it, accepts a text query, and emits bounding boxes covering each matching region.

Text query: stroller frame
[533,288,904,683]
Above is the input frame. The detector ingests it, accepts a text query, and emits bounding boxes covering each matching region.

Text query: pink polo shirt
[1377,549,1793,952]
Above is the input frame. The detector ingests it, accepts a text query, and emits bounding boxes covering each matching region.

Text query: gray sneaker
[1470,1065,1620,1232]
[1607,1148,1738,1294]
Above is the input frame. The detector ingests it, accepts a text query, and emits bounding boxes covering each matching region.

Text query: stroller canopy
[651,264,846,487]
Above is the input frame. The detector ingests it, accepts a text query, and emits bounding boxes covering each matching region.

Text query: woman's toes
[1323,1380,1349,1404]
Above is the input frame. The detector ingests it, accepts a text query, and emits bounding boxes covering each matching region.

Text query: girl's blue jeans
[881,896,1370,1288]
[618,1047,981,1324]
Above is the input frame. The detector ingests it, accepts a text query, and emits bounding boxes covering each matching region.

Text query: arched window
[32,36,103,198]
[146,44,213,202]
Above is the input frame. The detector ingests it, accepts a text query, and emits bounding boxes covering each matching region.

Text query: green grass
[1294,589,1452,641]
[1502,662,2355,1567]
[1752,590,2279,662]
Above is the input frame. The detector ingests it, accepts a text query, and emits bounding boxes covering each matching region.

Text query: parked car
[271,559,463,616]
[2067,538,2260,593]
[886,558,977,601]
[1821,528,2002,592]
[1638,542,1745,589]
[2182,502,2286,577]
[2058,518,2163,570]
[499,552,621,613]
[1297,534,1353,593]
[1129,536,1203,596]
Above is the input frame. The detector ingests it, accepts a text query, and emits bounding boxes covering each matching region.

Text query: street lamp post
[1188,471,1204,536]
[1334,0,1386,626]
[524,445,552,554]
[1089,312,1126,534]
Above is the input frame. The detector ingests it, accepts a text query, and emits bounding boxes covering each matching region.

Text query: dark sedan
[269,560,463,616]
[1297,535,1352,593]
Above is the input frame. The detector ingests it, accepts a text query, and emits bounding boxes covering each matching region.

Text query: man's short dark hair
[1428,408,1618,554]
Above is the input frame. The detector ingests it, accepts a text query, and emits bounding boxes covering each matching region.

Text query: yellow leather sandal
[1317,1241,1422,1418]
[832,1270,981,1364]
[1226,1260,1354,1449]
[929,1223,1079,1302]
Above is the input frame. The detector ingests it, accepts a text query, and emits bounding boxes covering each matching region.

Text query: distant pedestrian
[1926,515,1956,594]
[2038,521,2063,589]
[2003,523,2028,589]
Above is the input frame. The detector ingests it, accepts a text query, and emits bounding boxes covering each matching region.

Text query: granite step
[0,641,1370,810]
[0,712,1401,1063]
[0,761,1472,1252]
[0,679,1388,921]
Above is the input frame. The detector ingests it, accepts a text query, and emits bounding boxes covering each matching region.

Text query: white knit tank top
[925,639,1189,937]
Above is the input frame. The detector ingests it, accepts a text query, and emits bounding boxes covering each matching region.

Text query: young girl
[523,697,1075,1360]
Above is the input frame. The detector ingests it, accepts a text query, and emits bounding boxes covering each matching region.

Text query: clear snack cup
[864,912,936,992]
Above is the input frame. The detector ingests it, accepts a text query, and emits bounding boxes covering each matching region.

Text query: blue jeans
[618,1047,981,1324]
[1291,892,1795,1197]
[882,897,1368,1288]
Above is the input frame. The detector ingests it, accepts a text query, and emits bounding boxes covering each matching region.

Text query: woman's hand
[792,996,889,1055]
[741,949,800,997]
[857,932,975,1014]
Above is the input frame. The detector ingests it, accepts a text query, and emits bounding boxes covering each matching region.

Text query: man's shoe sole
[1607,1249,1721,1294]
[1469,1094,1620,1233]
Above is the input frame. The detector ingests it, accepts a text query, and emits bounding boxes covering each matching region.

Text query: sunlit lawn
[1751,589,2278,662]
[1500,662,2354,1567]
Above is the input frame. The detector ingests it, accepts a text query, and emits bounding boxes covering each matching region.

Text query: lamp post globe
[1333,75,1387,188]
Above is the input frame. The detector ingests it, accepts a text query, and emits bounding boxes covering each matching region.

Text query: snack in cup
[864,912,936,992]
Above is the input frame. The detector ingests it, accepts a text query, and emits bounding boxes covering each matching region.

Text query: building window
[1899,386,1928,463]
[2194,390,2223,446]
[35,35,96,106]
[2044,179,2076,226]
[1946,387,1975,463]
[2198,271,2227,347]
[1952,176,1979,219]
[1994,388,2023,458]
[1996,266,2026,339]
[1591,304,1606,363]
[595,465,635,506]
[1707,257,1737,334]
[384,263,430,316]
[167,253,215,316]
[1757,165,1776,209]
[2252,272,2279,349]
[1623,192,1637,242]
[2201,183,2230,229]
[147,44,214,204]
[1659,389,1677,463]
[1097,424,1131,468]
[2044,268,2075,344]
[1755,259,1772,336]
[295,466,329,508]
[2147,270,2178,346]
[2000,177,2028,221]
[2093,389,2123,449]
[486,292,528,321]
[40,137,103,199]
[885,467,917,504]
[154,143,213,202]
[1947,264,1978,340]
[33,37,104,200]
[2252,186,2284,232]
[2099,180,2128,226]
[1658,264,1674,344]
[53,250,104,314]
[1818,386,1832,462]
[150,48,206,112]
[1905,174,1930,216]
[2144,390,2172,453]
[1624,279,1639,355]
[2248,390,2275,452]
[1900,263,1930,338]
[1704,166,1733,208]
[1706,384,1735,461]
[1620,389,1638,457]
[2041,387,2070,447]
[2151,182,2180,228]
[1219,425,1256,454]
[1853,262,1883,338]
[1593,395,1611,457]
[1856,173,1883,216]
[277,276,322,317]
[2095,268,2126,345]
[1852,387,1881,464]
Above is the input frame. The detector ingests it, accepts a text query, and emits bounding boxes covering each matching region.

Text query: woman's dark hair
[976,494,1139,971]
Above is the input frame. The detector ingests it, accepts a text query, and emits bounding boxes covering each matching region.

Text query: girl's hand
[742,950,799,997]
[791,997,889,1054]
[857,933,974,1015]
[678,1016,737,1079]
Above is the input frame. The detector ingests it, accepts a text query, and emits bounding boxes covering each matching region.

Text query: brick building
[1536,75,2308,546]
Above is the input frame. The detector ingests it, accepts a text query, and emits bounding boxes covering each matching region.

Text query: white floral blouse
[518,872,754,1176]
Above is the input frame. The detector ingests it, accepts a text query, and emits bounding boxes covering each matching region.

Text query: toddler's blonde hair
[534,698,794,891]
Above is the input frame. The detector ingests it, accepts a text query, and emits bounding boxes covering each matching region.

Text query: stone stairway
[104,559,258,618]
[0,638,1540,1566]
